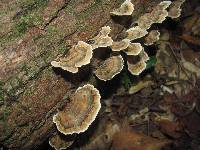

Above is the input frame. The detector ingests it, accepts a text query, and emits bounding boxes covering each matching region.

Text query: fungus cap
[152,9,169,24]
[137,1,171,29]
[51,61,79,73]
[151,1,171,23]
[49,134,74,150]
[111,0,134,16]
[158,1,172,10]
[94,55,124,81]
[53,84,101,135]
[168,0,185,19]
[128,59,146,76]
[74,41,93,67]
[91,36,113,49]
[137,13,154,30]
[126,26,148,41]
[51,41,93,73]
[124,43,143,56]
[111,39,130,51]
[91,26,113,49]
[144,30,160,46]
[92,26,111,41]
[100,26,111,37]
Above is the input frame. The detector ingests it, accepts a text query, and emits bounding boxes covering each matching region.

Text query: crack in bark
[42,0,72,30]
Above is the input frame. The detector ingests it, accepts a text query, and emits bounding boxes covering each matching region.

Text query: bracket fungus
[127,48,149,75]
[51,41,93,73]
[126,26,148,41]
[110,0,134,16]
[90,26,113,49]
[111,39,130,52]
[49,133,74,150]
[127,59,147,76]
[168,0,185,19]
[94,55,124,81]
[53,84,101,135]
[144,30,160,46]
[124,43,143,56]
[137,1,172,29]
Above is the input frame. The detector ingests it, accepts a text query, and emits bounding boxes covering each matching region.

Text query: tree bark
[0,0,160,149]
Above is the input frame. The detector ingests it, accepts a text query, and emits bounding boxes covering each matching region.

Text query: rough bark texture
[0,0,160,149]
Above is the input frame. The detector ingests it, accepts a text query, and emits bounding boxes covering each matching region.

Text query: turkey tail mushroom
[94,55,124,81]
[51,41,93,73]
[53,84,101,135]
[110,0,134,16]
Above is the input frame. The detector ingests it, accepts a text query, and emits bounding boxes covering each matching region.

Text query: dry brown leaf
[179,34,200,46]
[112,130,170,150]
[157,120,183,139]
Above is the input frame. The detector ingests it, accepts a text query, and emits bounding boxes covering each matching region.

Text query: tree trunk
[0,0,160,149]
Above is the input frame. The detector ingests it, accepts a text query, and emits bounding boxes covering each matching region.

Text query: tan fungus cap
[111,0,134,16]
[124,43,143,56]
[111,39,130,51]
[94,55,124,81]
[126,26,148,41]
[51,41,93,73]
[53,84,101,135]
[144,30,160,46]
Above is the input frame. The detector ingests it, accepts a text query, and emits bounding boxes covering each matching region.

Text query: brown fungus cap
[137,13,154,30]
[126,26,148,41]
[137,1,171,29]
[111,39,130,52]
[128,59,146,76]
[110,0,134,16]
[49,133,75,150]
[144,30,160,46]
[124,43,143,56]
[51,41,93,73]
[53,84,101,135]
[168,0,185,19]
[91,26,113,49]
[94,55,124,81]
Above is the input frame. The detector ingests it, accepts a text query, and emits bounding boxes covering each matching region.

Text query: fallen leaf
[179,34,200,46]
[129,80,154,94]
[112,129,170,150]
[157,120,183,139]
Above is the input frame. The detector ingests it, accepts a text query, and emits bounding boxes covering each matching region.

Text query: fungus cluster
[50,0,185,149]
[51,0,185,79]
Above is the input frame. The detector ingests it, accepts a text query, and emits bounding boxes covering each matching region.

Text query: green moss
[14,21,29,36]
[121,72,132,90]
[76,2,99,20]
[16,0,49,16]
[58,43,67,54]
[32,34,44,42]
[0,82,5,102]
[20,14,43,26]
[0,107,11,121]
[146,56,157,70]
